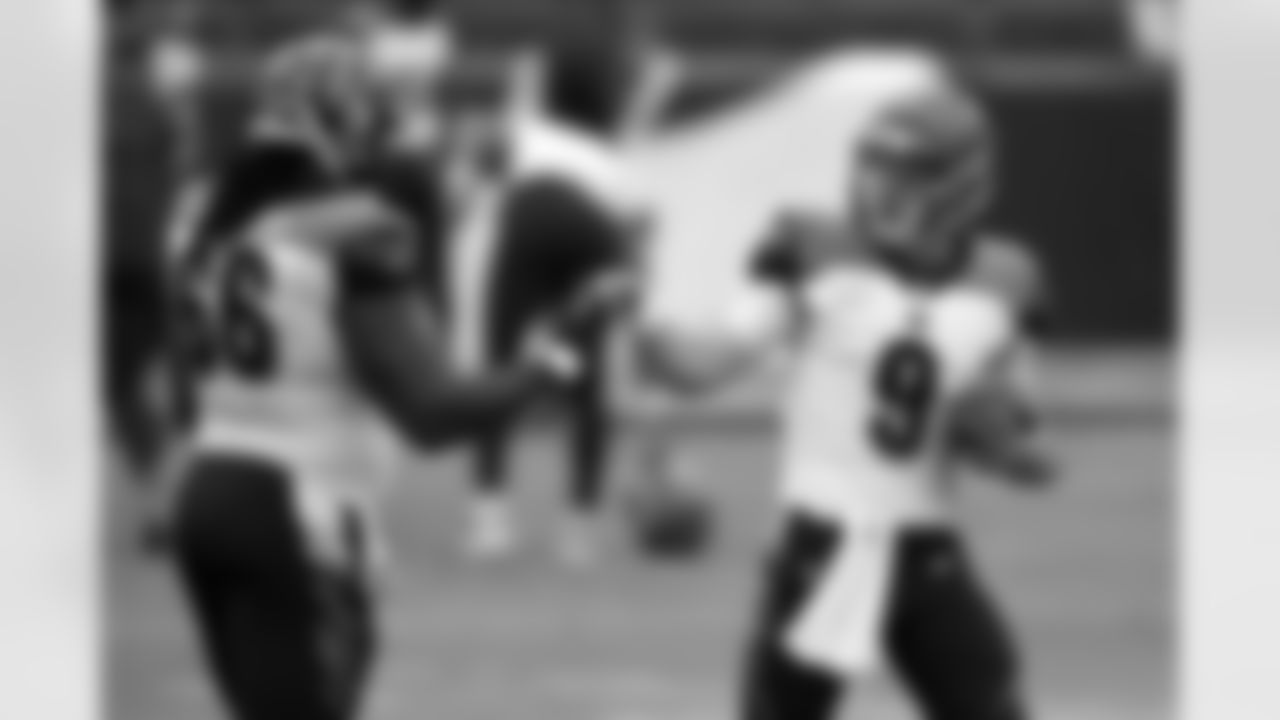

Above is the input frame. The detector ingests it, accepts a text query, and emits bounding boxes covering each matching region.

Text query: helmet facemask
[852,90,995,272]
[253,36,397,175]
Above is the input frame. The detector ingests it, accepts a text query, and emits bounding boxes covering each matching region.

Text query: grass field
[106,352,1173,720]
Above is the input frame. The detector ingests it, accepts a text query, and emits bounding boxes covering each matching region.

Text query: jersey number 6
[185,247,277,381]
[869,337,939,459]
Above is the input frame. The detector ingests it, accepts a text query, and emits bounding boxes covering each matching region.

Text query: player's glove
[520,325,584,384]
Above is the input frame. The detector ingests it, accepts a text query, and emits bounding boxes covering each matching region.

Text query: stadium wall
[984,80,1175,342]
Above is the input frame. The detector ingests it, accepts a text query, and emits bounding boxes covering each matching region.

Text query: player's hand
[545,267,641,346]
[991,444,1058,490]
[959,431,1058,490]
[572,267,641,320]
[519,324,583,385]
[753,210,844,287]
[520,267,639,385]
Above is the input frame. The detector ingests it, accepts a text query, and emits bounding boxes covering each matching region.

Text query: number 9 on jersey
[868,337,939,459]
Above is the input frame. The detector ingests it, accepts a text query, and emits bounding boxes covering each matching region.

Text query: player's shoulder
[299,188,420,292]
[178,142,329,266]
[215,141,330,225]
[964,233,1045,311]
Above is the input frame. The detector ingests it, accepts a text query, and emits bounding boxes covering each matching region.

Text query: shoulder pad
[968,235,1048,324]
[287,191,420,289]
[182,142,327,271]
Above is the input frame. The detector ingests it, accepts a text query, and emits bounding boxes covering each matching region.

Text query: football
[947,380,1034,457]
[947,380,1056,486]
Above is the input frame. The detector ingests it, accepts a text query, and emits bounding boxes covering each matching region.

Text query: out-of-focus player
[449,0,681,564]
[679,81,1053,720]
[116,4,206,496]
[154,35,614,720]
[347,0,454,153]
[345,0,459,371]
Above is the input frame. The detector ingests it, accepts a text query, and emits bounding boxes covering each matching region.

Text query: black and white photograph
[98,1,1177,719]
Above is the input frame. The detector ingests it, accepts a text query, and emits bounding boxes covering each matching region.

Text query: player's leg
[560,321,614,564]
[169,454,354,720]
[737,514,847,720]
[169,528,254,718]
[527,177,630,564]
[887,529,1030,720]
[467,426,518,557]
[313,515,379,720]
[463,189,538,558]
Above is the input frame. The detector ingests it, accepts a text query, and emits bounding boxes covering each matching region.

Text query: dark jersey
[542,18,636,137]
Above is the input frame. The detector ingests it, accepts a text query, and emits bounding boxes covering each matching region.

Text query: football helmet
[625,480,715,560]
[852,84,995,264]
[252,34,392,173]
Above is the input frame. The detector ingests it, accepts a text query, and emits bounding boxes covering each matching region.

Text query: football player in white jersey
[704,84,1055,720]
[157,35,608,720]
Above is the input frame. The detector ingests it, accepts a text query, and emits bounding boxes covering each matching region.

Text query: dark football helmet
[252,34,394,174]
[852,84,995,267]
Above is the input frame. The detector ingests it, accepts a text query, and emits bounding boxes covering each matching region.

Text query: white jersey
[773,237,1039,530]
[730,230,1046,677]
[184,188,412,567]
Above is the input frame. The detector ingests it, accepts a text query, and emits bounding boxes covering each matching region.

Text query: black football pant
[472,176,625,513]
[169,454,377,720]
[740,514,1028,720]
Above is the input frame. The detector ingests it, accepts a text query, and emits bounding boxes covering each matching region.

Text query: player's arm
[336,216,579,449]
[636,211,835,394]
[154,179,214,413]
[617,46,682,146]
[949,240,1055,487]
[948,340,1054,487]
[676,212,836,380]
[734,209,855,346]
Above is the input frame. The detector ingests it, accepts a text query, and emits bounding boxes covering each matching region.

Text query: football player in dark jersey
[455,0,680,565]
[155,35,624,720]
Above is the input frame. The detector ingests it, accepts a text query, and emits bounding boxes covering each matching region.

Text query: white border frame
[3,1,1280,719]
[1183,1,1280,719]
[0,1,99,719]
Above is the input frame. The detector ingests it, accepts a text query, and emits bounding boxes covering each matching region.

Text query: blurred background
[105,2,1176,719]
